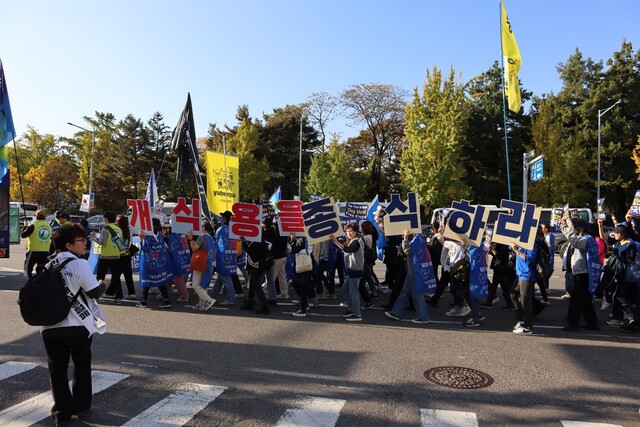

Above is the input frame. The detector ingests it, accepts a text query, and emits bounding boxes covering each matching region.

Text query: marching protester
[384,229,433,324]
[510,241,538,334]
[330,223,365,322]
[269,216,291,299]
[116,215,137,300]
[210,211,238,306]
[561,218,601,331]
[186,221,216,311]
[21,209,52,278]
[42,224,109,426]
[137,218,173,308]
[92,211,125,304]
[360,220,380,298]
[240,232,272,315]
[290,232,315,317]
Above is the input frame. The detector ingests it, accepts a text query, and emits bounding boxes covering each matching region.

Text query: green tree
[26,155,81,211]
[226,119,269,202]
[306,137,367,201]
[401,67,470,213]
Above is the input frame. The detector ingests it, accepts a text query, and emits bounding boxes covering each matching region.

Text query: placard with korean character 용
[302,197,342,244]
[491,199,541,250]
[277,200,305,237]
[442,200,489,247]
[383,192,421,236]
[171,197,202,235]
[229,202,262,242]
[127,199,153,235]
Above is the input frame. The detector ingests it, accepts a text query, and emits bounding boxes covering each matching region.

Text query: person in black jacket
[240,232,272,315]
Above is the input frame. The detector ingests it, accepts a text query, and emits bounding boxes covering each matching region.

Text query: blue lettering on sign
[386,193,419,228]
[495,200,538,242]
[303,197,340,239]
[449,201,487,242]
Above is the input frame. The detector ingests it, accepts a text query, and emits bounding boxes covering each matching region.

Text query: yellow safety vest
[27,220,52,252]
[100,224,124,257]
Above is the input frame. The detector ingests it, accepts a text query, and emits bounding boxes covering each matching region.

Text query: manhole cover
[423,366,494,389]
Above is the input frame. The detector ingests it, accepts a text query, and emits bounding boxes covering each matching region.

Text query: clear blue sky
[2,0,638,142]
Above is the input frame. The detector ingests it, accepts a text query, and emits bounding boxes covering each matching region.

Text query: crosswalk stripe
[0,370,128,426]
[276,396,346,427]
[421,409,479,427]
[0,361,39,381]
[123,383,227,426]
[561,422,623,427]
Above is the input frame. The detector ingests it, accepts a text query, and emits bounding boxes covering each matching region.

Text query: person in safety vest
[91,211,125,304]
[21,209,53,278]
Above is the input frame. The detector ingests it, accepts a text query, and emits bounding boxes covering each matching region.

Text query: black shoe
[563,324,581,332]
[267,299,278,306]
[240,303,254,311]
[479,303,492,309]
[255,307,270,314]
[580,323,600,331]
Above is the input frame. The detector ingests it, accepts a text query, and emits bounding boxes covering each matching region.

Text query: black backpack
[364,239,377,265]
[450,256,470,291]
[18,258,80,326]
[535,240,554,280]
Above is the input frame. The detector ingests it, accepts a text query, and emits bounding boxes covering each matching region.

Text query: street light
[298,114,303,199]
[68,122,96,215]
[597,100,621,203]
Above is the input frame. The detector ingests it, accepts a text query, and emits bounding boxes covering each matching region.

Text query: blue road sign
[530,159,543,182]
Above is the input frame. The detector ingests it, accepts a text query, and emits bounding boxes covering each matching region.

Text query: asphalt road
[1,242,639,426]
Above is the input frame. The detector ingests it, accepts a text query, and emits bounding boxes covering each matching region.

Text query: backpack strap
[53,257,83,304]
[104,225,125,251]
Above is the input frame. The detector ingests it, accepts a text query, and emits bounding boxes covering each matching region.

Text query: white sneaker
[492,296,500,304]
[561,292,571,299]
[600,300,610,311]
[445,308,461,317]
[513,325,532,334]
[513,321,524,330]
[458,306,471,317]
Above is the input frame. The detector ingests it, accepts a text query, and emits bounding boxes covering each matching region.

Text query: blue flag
[469,245,489,300]
[145,168,158,208]
[0,61,16,183]
[139,235,174,288]
[268,186,281,213]
[584,234,603,294]
[367,195,387,259]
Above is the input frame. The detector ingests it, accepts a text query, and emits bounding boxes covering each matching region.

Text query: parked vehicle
[87,214,105,231]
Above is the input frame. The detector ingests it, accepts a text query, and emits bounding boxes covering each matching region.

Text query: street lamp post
[299,115,303,199]
[67,122,96,215]
[597,100,621,203]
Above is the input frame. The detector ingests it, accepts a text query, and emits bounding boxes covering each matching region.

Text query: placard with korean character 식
[171,197,202,235]
[383,192,421,236]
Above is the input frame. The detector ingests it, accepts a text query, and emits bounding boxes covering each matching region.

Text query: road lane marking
[561,422,623,427]
[0,361,38,381]
[123,383,226,426]
[421,409,479,427]
[276,396,346,427]
[0,370,128,426]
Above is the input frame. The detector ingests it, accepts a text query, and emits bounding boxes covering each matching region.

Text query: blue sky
[1,0,638,142]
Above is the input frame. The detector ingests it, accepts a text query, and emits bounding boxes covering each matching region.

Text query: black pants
[42,327,93,425]
[292,271,313,311]
[510,278,534,329]
[330,256,344,287]
[246,271,268,310]
[567,273,598,327]
[429,270,450,305]
[24,251,50,278]
[98,258,123,299]
[142,286,169,302]
[313,260,331,295]
[120,255,135,295]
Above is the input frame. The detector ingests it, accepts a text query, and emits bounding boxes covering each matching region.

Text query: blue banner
[367,195,387,260]
[167,233,191,276]
[584,234,603,294]
[469,245,489,300]
[409,233,436,293]
[139,235,174,288]
[215,225,237,276]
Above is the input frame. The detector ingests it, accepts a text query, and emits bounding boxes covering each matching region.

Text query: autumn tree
[26,155,81,211]
[226,119,269,202]
[401,67,470,213]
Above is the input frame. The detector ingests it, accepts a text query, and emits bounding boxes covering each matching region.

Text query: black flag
[170,93,211,220]
[170,93,199,181]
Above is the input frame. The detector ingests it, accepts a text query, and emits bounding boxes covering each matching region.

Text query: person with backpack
[561,219,601,331]
[40,224,109,426]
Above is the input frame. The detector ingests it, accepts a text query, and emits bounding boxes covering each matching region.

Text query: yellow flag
[501,1,521,113]
[205,151,240,215]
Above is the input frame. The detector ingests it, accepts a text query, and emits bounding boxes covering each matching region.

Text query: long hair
[117,216,131,240]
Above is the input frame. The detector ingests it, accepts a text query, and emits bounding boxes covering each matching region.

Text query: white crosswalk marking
[0,361,38,381]
[561,422,623,427]
[0,370,128,426]
[276,396,346,427]
[421,409,479,427]
[123,383,226,426]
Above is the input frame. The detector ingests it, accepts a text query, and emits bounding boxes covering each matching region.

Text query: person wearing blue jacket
[510,241,538,334]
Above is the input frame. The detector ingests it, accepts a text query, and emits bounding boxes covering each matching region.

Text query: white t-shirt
[41,252,104,335]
